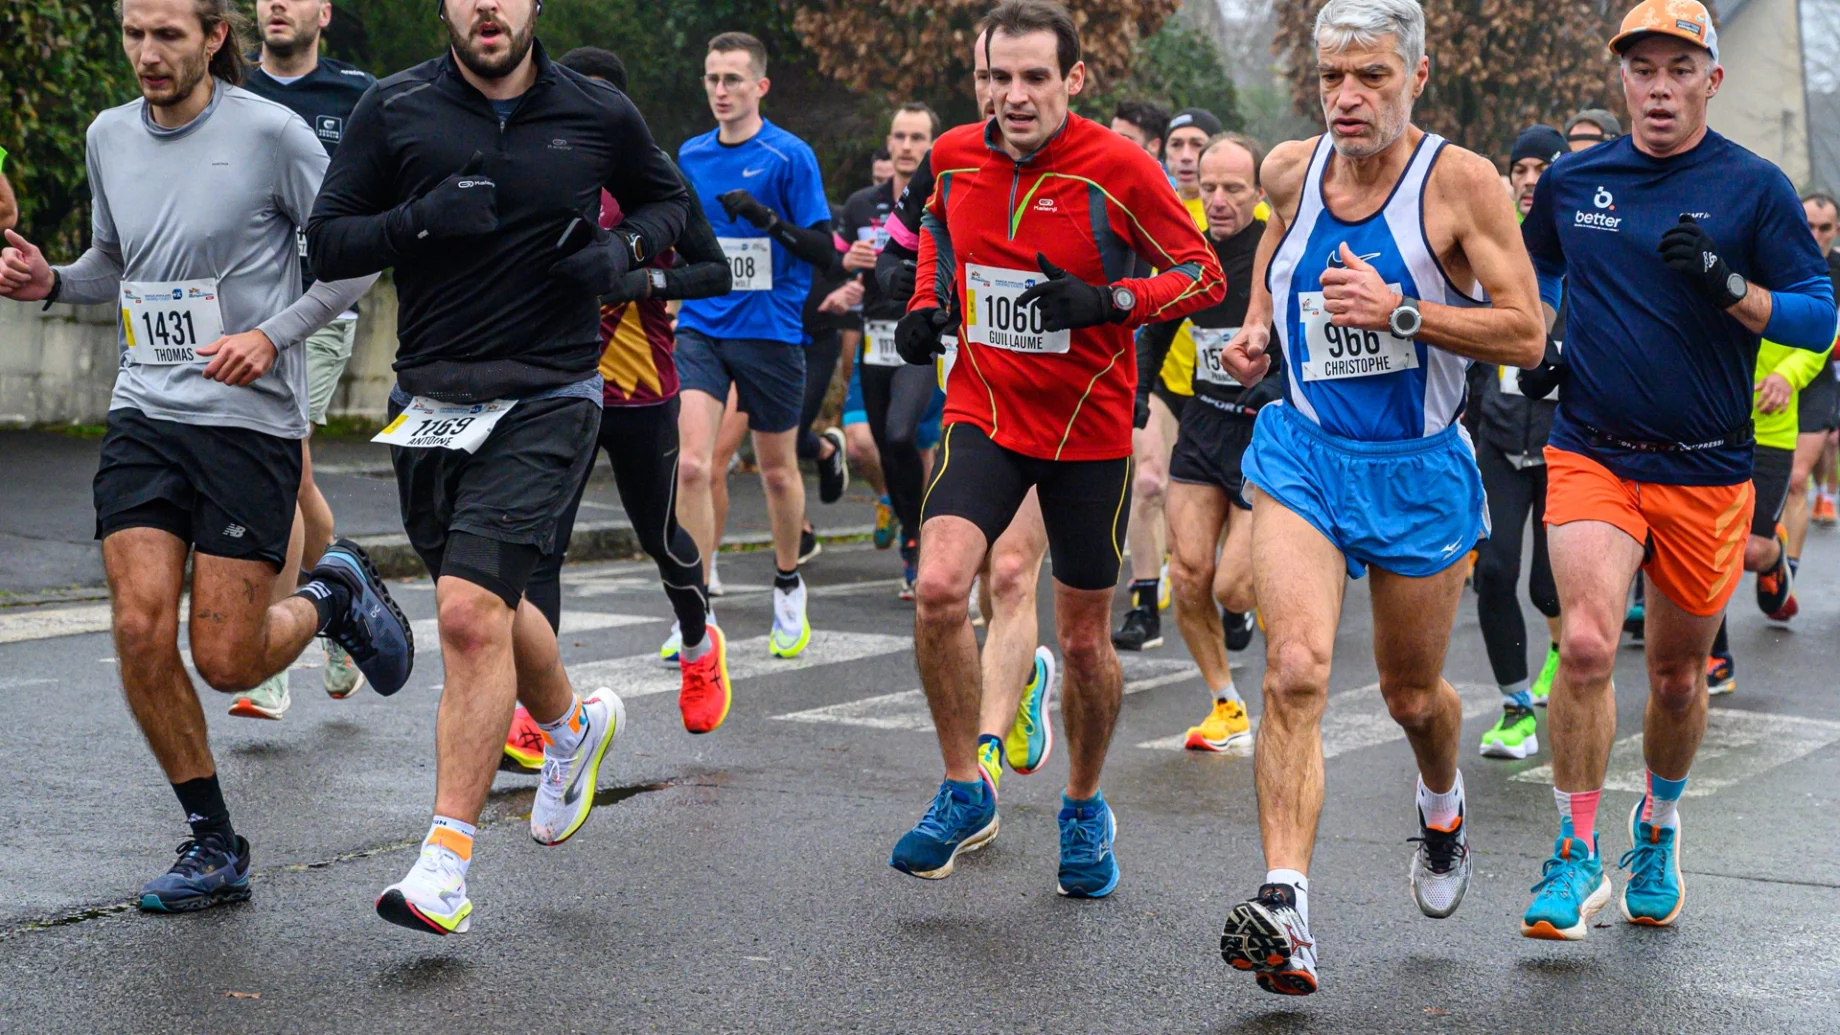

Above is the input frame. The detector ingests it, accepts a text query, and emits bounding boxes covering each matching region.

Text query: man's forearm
[256,273,379,350]
[52,243,127,305]
[1418,300,1545,367]
[306,211,405,281]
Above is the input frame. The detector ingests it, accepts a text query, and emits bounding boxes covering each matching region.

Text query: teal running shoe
[1005,646,1056,774]
[1618,797,1684,926]
[1529,643,1559,706]
[139,834,252,913]
[872,496,897,550]
[1056,791,1119,898]
[1623,601,1645,641]
[890,780,998,880]
[1521,821,1611,940]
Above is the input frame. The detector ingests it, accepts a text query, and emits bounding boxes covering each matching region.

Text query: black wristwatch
[648,267,667,296]
[1388,294,1422,338]
[614,228,645,266]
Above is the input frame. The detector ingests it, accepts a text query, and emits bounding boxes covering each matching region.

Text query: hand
[1319,243,1397,331]
[1658,215,1746,310]
[197,329,277,387]
[603,268,651,306]
[1220,323,1272,386]
[875,249,916,302]
[896,304,956,365]
[841,238,879,272]
[1014,253,1122,332]
[1755,371,1793,414]
[1516,339,1566,400]
[407,151,499,241]
[718,189,777,230]
[0,229,55,301]
[818,279,862,314]
[1133,392,1151,430]
[547,215,632,297]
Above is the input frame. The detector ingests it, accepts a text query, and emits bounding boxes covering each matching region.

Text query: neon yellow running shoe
[1185,698,1251,752]
[1529,644,1559,707]
[1005,647,1056,774]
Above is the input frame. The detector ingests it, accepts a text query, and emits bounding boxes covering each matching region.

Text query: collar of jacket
[982,111,1072,166]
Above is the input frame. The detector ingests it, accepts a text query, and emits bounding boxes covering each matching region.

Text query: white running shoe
[1221,884,1319,996]
[229,671,291,720]
[323,638,366,699]
[376,845,472,935]
[708,558,726,597]
[659,620,683,667]
[530,689,626,846]
[769,576,811,658]
[1408,806,1472,918]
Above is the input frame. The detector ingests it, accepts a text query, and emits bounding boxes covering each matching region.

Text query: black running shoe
[138,834,251,913]
[817,427,849,504]
[1111,605,1162,651]
[798,527,822,565]
[1223,609,1256,652]
[310,539,414,696]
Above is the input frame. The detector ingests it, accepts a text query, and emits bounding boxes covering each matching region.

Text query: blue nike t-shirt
[1523,131,1834,485]
[676,118,831,346]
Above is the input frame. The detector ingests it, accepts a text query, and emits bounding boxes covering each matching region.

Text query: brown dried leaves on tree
[789,0,1182,97]
[1274,0,1625,160]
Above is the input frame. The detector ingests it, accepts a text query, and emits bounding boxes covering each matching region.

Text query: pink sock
[1555,788,1601,855]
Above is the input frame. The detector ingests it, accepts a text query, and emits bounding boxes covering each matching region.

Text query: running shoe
[1706,653,1735,696]
[899,538,918,601]
[229,671,290,720]
[376,843,472,936]
[1111,605,1162,651]
[873,496,897,550]
[798,527,822,565]
[1618,797,1684,926]
[1408,806,1471,918]
[1005,646,1056,774]
[138,834,251,913]
[659,620,682,667]
[1056,791,1119,898]
[310,538,414,696]
[1185,698,1251,752]
[889,780,998,879]
[1815,493,1837,526]
[817,427,850,504]
[1221,883,1318,996]
[1520,823,1611,940]
[1623,600,1645,642]
[679,624,732,734]
[770,576,811,658]
[1158,561,1171,611]
[1478,704,1538,759]
[708,558,726,597]
[977,736,1003,796]
[1529,643,1559,707]
[323,638,365,699]
[530,689,626,846]
[1755,530,1795,618]
[502,703,544,774]
[1223,609,1255,652]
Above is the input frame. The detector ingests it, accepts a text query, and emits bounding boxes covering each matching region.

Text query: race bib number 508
[963,263,1070,354]
[1297,288,1418,382]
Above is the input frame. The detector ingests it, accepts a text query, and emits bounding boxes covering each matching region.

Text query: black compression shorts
[1797,367,1840,434]
[921,422,1130,591]
[1168,401,1254,510]
[1751,444,1794,538]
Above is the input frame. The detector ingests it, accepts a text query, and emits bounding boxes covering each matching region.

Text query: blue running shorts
[1242,402,1487,579]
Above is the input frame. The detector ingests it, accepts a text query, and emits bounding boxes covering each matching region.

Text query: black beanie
[1168,108,1223,138]
[1510,125,1566,167]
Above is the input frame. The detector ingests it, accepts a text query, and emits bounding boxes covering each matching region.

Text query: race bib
[1297,289,1418,382]
[1191,325,1241,387]
[718,237,773,291]
[863,320,902,367]
[963,263,1070,354]
[373,397,516,453]
[1498,364,1523,396]
[938,338,959,391]
[120,279,224,366]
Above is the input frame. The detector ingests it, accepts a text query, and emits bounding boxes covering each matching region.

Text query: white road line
[1135,681,1497,752]
[1512,707,1840,796]
[412,611,659,651]
[0,603,114,644]
[0,677,56,691]
[566,631,913,700]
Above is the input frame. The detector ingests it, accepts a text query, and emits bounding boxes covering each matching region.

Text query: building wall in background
[1709,0,1812,185]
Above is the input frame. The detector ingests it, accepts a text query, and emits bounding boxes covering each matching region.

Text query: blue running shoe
[138,834,251,913]
[1619,797,1684,926]
[310,539,414,696]
[1521,821,1611,940]
[1056,791,1118,898]
[1005,646,1056,774]
[890,780,998,880]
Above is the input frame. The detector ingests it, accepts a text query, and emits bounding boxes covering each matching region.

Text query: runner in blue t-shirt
[1518,0,1837,942]
[674,31,837,660]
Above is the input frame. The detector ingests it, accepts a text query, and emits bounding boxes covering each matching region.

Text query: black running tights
[1474,440,1559,687]
[860,361,935,540]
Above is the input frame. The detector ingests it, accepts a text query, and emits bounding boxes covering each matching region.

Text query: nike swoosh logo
[561,714,595,805]
[741,167,767,178]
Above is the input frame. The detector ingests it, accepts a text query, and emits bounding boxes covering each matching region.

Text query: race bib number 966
[718,237,773,292]
[121,279,224,365]
[1297,289,1418,382]
[963,263,1070,354]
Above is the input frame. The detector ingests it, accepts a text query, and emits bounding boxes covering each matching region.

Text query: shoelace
[1059,809,1109,863]
[682,656,720,704]
[1529,852,1588,895]
[1617,838,1669,891]
[773,584,804,632]
[166,837,229,878]
[914,785,977,841]
[1406,826,1464,874]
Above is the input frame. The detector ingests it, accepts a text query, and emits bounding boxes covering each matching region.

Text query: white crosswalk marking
[1134,682,1497,752]
[1511,707,1840,796]
[566,631,912,700]
[412,611,659,652]
[0,603,113,644]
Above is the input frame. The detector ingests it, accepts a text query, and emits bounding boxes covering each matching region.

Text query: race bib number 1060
[963,263,1070,354]
[1297,288,1418,382]
[120,279,225,366]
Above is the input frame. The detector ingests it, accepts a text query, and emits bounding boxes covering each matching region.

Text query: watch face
[1726,272,1746,299]
[1113,287,1136,311]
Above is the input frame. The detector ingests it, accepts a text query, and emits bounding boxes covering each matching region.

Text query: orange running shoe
[502,704,545,773]
[1815,495,1837,527]
[679,623,732,734]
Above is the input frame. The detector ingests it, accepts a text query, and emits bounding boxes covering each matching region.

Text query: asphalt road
[1,527,1837,1033]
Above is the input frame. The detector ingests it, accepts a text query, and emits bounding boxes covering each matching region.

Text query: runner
[306,0,690,934]
[232,0,378,717]
[785,234,860,566]
[675,30,835,660]
[0,0,405,913]
[1113,106,1224,653]
[844,100,939,594]
[1109,100,1169,162]
[1519,0,1836,940]
[1562,108,1621,152]
[871,146,894,187]
[891,0,1224,897]
[1784,192,1840,560]
[1470,124,1567,760]
[1134,131,1274,752]
[1215,0,1547,993]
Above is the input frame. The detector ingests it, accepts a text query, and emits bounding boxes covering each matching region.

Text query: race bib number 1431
[120,279,224,366]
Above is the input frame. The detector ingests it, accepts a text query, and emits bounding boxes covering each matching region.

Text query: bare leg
[752,428,806,572]
[1821,430,1839,495]
[675,389,726,581]
[431,577,520,825]
[1786,431,1822,559]
[512,596,576,723]
[845,423,884,496]
[913,515,990,782]
[1168,481,1233,693]
[1056,582,1123,799]
[298,436,335,571]
[1249,491,1348,873]
[1641,585,1721,781]
[711,391,748,564]
[1124,396,1178,584]
[1547,520,1646,793]
[1214,502,1255,613]
[189,553,321,692]
[976,490,1048,737]
[105,530,213,782]
[1368,561,1470,795]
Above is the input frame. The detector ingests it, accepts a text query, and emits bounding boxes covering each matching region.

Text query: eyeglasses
[703,74,753,90]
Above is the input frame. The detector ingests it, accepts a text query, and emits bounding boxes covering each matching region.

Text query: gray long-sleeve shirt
[54,80,374,438]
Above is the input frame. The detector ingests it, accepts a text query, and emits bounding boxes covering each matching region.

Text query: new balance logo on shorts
[222,524,246,539]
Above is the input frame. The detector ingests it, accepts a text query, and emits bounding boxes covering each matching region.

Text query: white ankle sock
[537,694,587,756]
[1416,770,1465,831]
[426,815,475,876]
[1213,678,1242,704]
[1265,868,1310,926]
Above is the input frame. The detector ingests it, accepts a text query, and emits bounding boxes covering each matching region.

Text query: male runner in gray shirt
[0,0,410,915]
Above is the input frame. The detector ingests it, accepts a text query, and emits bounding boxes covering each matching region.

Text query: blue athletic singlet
[1267,133,1484,442]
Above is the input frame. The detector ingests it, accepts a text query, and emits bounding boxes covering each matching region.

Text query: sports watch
[649,267,668,296]
[1110,285,1137,319]
[1388,294,1422,338]
[614,228,646,267]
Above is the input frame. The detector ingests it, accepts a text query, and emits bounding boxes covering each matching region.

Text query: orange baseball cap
[1609,0,1719,62]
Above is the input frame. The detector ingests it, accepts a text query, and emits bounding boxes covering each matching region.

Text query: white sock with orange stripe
[425,815,475,876]
[537,694,587,756]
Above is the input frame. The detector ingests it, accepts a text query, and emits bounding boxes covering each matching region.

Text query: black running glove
[547,215,633,297]
[406,151,499,242]
[718,189,777,230]
[1516,339,1567,400]
[1133,392,1151,430]
[1015,253,1126,332]
[1658,215,1748,310]
[895,304,956,365]
[876,249,918,302]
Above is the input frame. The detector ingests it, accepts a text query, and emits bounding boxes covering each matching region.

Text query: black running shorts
[921,422,1131,591]
[1797,363,1840,434]
[1751,444,1794,538]
[93,408,302,567]
[1168,401,1255,510]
